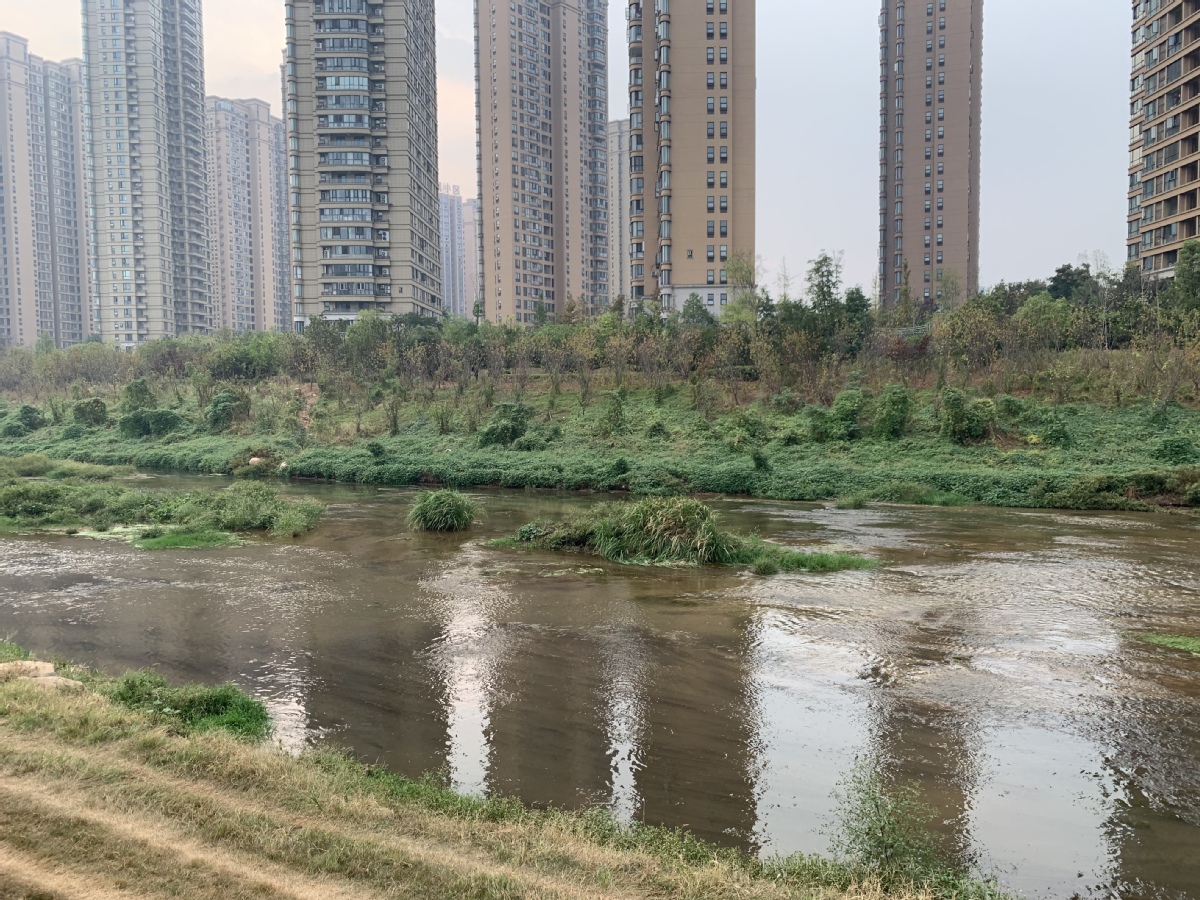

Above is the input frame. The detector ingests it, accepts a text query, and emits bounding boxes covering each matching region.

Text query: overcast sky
[7,0,1129,295]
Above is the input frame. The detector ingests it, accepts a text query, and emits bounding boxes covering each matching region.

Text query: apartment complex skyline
[286,0,442,328]
[606,118,630,304]
[628,0,756,314]
[1128,0,1200,278]
[81,0,214,346]
[0,33,90,348]
[206,96,291,332]
[474,0,609,325]
[877,0,982,310]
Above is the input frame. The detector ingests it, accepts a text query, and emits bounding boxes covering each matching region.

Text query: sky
[6,0,1130,296]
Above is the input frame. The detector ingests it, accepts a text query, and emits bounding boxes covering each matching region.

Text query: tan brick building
[878,0,982,309]
[474,0,609,325]
[0,34,90,347]
[1129,0,1200,277]
[82,0,214,346]
[286,0,441,327]
[206,97,291,332]
[627,0,756,315]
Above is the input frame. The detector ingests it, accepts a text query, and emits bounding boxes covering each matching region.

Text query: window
[719,196,728,213]
[719,171,728,188]
[707,146,716,163]
[707,196,716,212]
[719,47,728,63]
[707,221,715,237]
[706,22,715,39]
[719,245,728,261]
[719,22,728,39]
[719,146,728,163]
[719,72,728,89]
[720,121,728,138]
[707,48,715,64]
[719,220,728,237]
[707,269,716,285]
[707,245,715,261]
[719,97,728,113]
[707,171,716,187]
[707,72,715,88]
[707,122,715,138]
[707,97,715,113]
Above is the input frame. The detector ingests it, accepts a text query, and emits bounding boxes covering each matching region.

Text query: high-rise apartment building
[206,97,291,331]
[464,196,481,317]
[628,0,755,315]
[1129,1,1200,277]
[607,118,630,305]
[0,34,90,348]
[439,185,468,317]
[475,0,609,326]
[877,0,982,310]
[82,0,213,346]
[286,0,441,329]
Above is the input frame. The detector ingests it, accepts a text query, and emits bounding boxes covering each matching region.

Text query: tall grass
[0,477,323,543]
[406,490,479,532]
[508,496,876,574]
[101,670,270,739]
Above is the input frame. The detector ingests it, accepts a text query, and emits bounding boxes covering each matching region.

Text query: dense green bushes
[0,476,323,541]
[102,670,270,739]
[505,496,875,574]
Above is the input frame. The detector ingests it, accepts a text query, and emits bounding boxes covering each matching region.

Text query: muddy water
[1,478,1198,899]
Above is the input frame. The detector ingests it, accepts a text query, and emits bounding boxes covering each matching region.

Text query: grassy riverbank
[0,649,1008,900]
[2,384,1199,512]
[0,454,323,546]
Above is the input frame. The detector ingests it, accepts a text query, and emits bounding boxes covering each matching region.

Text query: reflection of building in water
[862,616,983,868]
[484,624,613,809]
[306,609,450,779]
[1101,664,1200,898]
[632,603,762,850]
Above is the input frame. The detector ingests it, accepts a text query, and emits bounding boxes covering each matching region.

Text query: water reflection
[0,481,1198,898]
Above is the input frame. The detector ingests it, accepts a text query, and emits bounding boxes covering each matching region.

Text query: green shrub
[1153,436,1199,464]
[1142,633,1200,655]
[14,405,47,432]
[121,378,157,412]
[941,388,993,445]
[507,497,875,574]
[0,640,29,663]
[206,389,251,432]
[874,385,912,440]
[477,402,533,448]
[600,392,626,436]
[835,494,868,510]
[104,670,270,739]
[407,490,478,532]
[60,424,86,440]
[72,398,109,427]
[119,408,186,438]
[830,390,867,441]
[0,422,28,438]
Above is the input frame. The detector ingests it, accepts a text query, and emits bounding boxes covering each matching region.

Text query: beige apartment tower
[1128,1,1200,277]
[286,0,441,327]
[628,0,755,315]
[207,97,291,331]
[475,0,609,326]
[0,34,90,348]
[878,0,982,310]
[82,0,213,346]
[607,119,630,305]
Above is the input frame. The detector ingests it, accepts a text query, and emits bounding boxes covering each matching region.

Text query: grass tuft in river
[406,489,479,533]
[502,496,876,574]
[1142,633,1200,656]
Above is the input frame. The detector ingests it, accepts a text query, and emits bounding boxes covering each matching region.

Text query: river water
[1,478,1198,899]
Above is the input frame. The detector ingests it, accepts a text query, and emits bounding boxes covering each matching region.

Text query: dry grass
[0,679,949,900]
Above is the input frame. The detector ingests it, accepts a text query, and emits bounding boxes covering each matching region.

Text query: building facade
[475,0,608,325]
[82,0,213,346]
[439,184,467,317]
[464,196,481,317]
[0,34,90,348]
[877,0,982,310]
[285,0,441,329]
[1129,0,1200,278]
[607,118,630,306]
[206,97,291,332]
[628,0,755,315]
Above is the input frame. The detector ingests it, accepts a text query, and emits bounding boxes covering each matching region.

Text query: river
[1,477,1198,899]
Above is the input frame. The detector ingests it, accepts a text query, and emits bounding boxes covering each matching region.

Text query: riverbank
[2,386,1199,512]
[0,649,1008,900]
